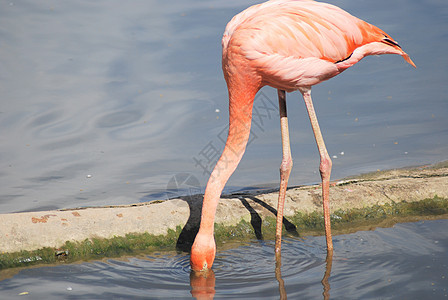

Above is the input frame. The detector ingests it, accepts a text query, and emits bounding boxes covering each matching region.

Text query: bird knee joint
[280,157,293,174]
[319,157,332,178]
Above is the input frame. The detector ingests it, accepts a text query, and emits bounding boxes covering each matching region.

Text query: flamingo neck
[198,78,259,237]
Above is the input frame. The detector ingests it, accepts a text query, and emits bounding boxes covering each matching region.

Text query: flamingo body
[222,0,414,91]
[191,0,414,272]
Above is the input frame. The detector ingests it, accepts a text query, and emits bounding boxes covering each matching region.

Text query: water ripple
[1,220,447,299]
[96,111,143,128]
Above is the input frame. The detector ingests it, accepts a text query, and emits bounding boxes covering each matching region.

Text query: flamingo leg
[275,89,293,253]
[321,249,334,300]
[301,88,333,251]
[275,248,287,300]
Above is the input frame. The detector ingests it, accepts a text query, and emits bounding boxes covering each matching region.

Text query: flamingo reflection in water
[190,0,415,272]
[189,246,334,299]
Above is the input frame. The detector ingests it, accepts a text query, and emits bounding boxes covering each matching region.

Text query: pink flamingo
[190,0,415,271]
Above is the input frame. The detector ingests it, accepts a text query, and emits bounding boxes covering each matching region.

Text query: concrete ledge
[1,162,447,268]
[0,199,190,253]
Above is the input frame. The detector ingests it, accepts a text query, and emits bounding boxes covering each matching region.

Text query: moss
[0,226,183,270]
[215,220,254,240]
[0,248,55,269]
[332,196,448,224]
[0,197,447,270]
[214,196,448,241]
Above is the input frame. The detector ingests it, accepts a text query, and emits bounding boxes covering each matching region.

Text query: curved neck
[198,80,259,236]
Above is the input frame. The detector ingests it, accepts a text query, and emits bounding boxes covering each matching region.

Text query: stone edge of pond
[0,161,447,270]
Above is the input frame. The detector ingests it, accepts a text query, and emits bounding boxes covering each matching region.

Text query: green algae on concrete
[3,197,446,270]
[215,196,448,242]
[0,227,183,269]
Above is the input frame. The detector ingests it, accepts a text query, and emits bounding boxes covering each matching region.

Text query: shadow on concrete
[175,192,299,253]
[175,194,203,252]
[244,195,299,236]
[239,197,264,240]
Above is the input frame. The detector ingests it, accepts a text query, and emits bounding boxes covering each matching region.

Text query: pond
[1,219,447,298]
[1,0,447,298]
[0,0,447,213]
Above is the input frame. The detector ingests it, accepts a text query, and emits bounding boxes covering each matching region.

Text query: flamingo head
[190,233,216,272]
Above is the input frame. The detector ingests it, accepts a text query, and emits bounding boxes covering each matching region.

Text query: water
[1,1,447,297]
[0,0,447,213]
[1,219,447,299]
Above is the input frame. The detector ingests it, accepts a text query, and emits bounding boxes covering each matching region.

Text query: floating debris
[18,256,42,264]
[55,250,69,257]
